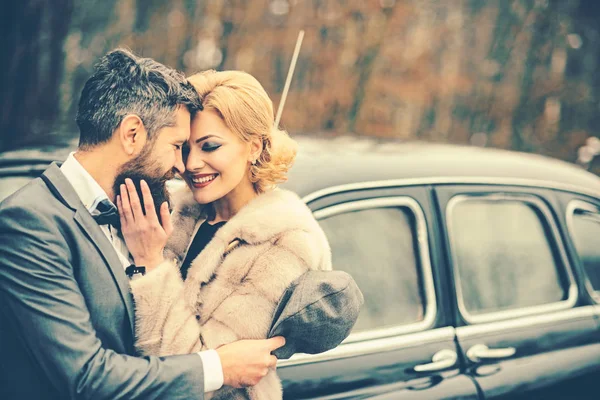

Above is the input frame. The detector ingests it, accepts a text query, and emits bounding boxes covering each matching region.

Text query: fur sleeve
[129,259,203,356]
[274,229,332,272]
[200,230,329,348]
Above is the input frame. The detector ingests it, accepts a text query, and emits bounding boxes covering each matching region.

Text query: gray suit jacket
[0,164,205,400]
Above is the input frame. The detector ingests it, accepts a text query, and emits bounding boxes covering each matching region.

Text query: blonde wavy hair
[187,70,297,193]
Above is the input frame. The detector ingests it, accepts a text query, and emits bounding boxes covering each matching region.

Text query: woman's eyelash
[202,143,221,152]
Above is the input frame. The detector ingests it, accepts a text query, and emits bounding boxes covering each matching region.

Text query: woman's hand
[117,178,173,271]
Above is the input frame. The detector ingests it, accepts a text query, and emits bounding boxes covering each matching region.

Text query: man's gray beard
[113,150,174,223]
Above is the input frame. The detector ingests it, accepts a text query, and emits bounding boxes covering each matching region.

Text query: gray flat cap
[268,270,364,359]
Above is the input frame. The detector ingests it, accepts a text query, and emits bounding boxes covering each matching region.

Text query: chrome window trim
[446,193,578,324]
[456,305,597,339]
[277,326,455,368]
[566,200,600,303]
[302,177,600,205]
[313,197,437,343]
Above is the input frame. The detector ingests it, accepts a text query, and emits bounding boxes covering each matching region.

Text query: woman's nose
[185,149,206,172]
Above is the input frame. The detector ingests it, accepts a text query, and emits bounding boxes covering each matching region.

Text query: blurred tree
[3,0,600,174]
[0,0,74,151]
[61,0,120,135]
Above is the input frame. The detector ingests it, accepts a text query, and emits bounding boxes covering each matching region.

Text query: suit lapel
[73,212,135,332]
[41,164,135,333]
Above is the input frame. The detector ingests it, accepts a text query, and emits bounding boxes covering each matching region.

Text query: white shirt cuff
[198,349,224,393]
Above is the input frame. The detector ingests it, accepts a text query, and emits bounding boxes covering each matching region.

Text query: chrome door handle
[413,349,457,372]
[466,344,516,363]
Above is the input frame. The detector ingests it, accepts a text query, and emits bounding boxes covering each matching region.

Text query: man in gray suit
[0,49,288,400]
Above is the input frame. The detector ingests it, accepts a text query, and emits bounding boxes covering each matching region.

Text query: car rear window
[448,195,573,320]
[569,204,600,300]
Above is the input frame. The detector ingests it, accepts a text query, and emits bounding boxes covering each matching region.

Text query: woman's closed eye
[201,142,222,152]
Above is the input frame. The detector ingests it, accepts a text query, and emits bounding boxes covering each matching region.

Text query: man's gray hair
[76,48,201,148]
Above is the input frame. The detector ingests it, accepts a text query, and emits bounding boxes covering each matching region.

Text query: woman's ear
[249,135,263,163]
[118,114,148,156]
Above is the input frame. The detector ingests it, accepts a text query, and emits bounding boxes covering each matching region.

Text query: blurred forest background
[3,0,600,173]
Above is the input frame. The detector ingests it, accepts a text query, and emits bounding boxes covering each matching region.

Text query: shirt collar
[60,152,113,213]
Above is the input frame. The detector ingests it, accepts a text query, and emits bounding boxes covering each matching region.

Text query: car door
[435,185,600,400]
[278,185,480,400]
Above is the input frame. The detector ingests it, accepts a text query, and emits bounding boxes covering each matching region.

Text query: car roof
[283,137,600,200]
[2,137,600,201]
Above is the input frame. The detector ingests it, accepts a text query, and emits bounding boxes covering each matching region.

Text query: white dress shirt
[60,153,223,392]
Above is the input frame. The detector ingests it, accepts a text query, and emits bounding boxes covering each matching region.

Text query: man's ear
[118,114,148,155]
[249,136,263,163]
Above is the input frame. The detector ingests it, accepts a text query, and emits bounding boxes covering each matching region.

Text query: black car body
[2,138,600,399]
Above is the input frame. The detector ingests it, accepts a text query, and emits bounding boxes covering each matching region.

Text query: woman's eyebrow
[194,134,220,143]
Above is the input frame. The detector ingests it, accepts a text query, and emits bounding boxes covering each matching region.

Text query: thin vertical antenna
[274,30,305,128]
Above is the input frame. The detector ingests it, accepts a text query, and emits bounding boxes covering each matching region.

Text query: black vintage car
[277,138,600,400]
[2,138,600,399]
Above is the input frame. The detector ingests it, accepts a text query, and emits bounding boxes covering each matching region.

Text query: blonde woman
[120,70,343,400]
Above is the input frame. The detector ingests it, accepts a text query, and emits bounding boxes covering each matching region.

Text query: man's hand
[117,178,173,270]
[217,337,285,388]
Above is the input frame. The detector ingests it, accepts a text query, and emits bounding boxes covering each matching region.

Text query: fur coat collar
[164,187,330,307]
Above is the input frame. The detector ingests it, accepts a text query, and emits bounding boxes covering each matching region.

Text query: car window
[316,198,432,336]
[448,196,571,320]
[569,204,600,298]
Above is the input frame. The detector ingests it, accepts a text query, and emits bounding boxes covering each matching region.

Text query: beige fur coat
[129,188,332,400]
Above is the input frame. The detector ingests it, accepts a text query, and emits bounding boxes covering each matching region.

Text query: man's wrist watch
[125,264,146,280]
